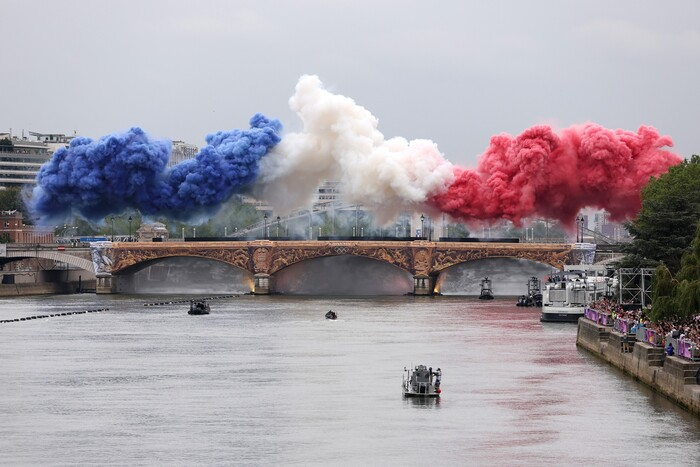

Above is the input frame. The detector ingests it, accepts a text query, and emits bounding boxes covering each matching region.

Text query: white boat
[403,365,441,397]
[540,265,615,323]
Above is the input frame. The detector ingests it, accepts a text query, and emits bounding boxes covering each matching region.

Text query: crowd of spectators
[588,298,700,350]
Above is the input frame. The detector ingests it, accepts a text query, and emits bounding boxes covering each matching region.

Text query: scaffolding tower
[617,268,655,307]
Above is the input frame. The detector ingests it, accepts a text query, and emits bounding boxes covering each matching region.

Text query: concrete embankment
[0,280,95,297]
[577,318,700,417]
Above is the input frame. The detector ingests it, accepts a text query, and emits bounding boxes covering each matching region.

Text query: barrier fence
[678,338,700,361]
[584,307,612,326]
[614,317,633,334]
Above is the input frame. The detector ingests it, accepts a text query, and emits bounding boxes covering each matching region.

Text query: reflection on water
[1,295,699,466]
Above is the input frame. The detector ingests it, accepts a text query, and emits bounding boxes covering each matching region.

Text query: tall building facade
[168,140,199,167]
[0,131,73,188]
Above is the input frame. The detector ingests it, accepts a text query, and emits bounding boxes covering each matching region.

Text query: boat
[188,300,210,315]
[403,365,441,397]
[478,277,494,300]
[540,265,615,322]
[325,310,337,320]
[516,276,543,307]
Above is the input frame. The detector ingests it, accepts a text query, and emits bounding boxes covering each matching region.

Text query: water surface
[1,295,699,466]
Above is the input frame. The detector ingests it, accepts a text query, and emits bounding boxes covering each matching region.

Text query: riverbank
[577,317,700,417]
[0,280,95,297]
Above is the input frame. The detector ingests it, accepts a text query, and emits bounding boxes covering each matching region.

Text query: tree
[650,221,700,321]
[0,186,24,211]
[620,155,700,273]
[650,264,676,321]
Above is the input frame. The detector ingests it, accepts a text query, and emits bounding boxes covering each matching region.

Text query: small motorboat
[188,300,210,315]
[478,277,495,300]
[325,310,337,320]
[403,365,441,397]
[516,295,531,307]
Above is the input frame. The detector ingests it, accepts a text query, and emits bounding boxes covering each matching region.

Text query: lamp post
[264,214,268,239]
[276,216,281,238]
[110,217,115,242]
[576,215,585,242]
[128,216,133,241]
[420,214,425,238]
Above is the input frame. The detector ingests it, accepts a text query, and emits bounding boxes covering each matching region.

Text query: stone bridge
[86,240,578,295]
[1,245,94,271]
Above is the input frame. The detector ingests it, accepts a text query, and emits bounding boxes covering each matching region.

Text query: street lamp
[420,214,425,238]
[110,217,115,242]
[128,216,133,241]
[276,216,281,238]
[263,214,268,239]
[576,215,585,242]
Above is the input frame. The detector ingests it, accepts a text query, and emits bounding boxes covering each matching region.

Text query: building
[28,131,75,154]
[0,130,73,188]
[136,222,169,242]
[168,140,199,167]
[0,210,54,243]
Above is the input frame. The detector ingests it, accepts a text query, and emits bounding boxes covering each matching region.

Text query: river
[2,294,700,466]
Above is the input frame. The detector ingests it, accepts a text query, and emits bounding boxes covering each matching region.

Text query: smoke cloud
[428,123,681,226]
[253,75,456,222]
[29,74,681,229]
[30,114,281,223]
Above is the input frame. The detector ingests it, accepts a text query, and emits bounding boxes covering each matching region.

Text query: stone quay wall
[577,317,700,417]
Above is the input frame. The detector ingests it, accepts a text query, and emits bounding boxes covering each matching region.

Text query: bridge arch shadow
[116,256,253,294]
[273,255,413,295]
[436,257,557,296]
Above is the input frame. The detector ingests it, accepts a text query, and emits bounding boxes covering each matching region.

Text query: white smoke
[254,75,456,223]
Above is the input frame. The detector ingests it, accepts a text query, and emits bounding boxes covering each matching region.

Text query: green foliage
[164,196,262,238]
[623,155,700,273]
[0,186,24,211]
[650,264,676,321]
[650,220,700,321]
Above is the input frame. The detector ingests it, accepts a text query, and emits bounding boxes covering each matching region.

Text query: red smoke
[428,124,681,226]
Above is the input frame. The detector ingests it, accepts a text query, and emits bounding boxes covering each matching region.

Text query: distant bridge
[1,245,93,272]
[90,240,578,295]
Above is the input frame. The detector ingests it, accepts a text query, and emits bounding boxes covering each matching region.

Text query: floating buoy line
[0,308,108,324]
[142,294,239,307]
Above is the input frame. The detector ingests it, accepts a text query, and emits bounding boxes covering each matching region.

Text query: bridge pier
[253,274,272,295]
[413,275,435,296]
[95,274,116,294]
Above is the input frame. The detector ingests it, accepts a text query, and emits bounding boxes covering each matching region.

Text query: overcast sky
[4,0,699,167]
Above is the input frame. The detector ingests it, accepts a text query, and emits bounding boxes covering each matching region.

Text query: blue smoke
[30,114,282,223]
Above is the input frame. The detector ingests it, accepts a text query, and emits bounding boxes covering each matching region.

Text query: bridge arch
[3,249,95,273]
[272,254,413,295]
[269,246,414,276]
[430,246,573,274]
[114,254,251,276]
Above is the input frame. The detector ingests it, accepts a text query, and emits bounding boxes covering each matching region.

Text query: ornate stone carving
[107,241,575,278]
[413,248,432,276]
[252,247,271,273]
